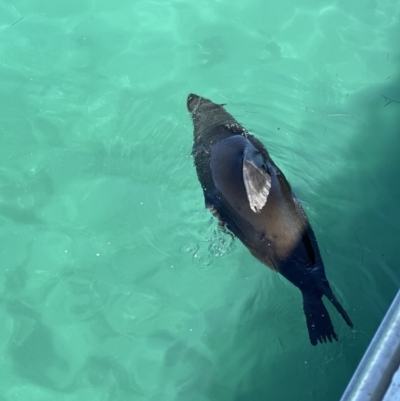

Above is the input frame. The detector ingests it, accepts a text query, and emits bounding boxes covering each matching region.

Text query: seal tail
[302,291,338,346]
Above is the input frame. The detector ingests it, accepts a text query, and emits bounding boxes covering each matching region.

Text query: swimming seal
[187,93,353,345]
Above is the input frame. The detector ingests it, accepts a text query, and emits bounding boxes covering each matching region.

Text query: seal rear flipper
[243,146,271,213]
[302,291,338,346]
[317,280,354,329]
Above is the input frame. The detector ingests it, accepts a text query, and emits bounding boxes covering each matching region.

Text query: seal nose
[187,93,201,112]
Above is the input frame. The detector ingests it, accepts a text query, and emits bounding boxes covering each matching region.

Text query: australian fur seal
[187,93,353,345]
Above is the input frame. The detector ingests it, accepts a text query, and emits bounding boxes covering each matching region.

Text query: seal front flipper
[243,146,271,213]
[210,135,271,213]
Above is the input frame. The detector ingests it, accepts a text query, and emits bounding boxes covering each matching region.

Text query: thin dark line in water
[381,94,400,107]
[354,235,363,263]
[10,17,24,26]
[383,76,390,81]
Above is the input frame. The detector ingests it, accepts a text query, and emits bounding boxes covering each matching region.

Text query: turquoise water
[1,0,399,399]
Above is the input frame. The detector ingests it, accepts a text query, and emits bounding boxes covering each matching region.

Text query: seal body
[187,93,353,345]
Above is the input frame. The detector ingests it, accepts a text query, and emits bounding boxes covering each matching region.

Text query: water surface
[1,0,400,400]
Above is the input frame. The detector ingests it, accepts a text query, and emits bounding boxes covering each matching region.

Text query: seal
[187,93,353,345]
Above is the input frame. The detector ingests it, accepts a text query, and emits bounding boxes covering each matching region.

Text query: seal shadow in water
[187,93,353,346]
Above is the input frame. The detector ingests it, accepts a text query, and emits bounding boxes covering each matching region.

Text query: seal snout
[187,93,201,113]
